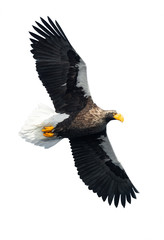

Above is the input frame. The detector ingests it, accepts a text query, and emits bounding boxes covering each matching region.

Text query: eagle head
[105,110,124,123]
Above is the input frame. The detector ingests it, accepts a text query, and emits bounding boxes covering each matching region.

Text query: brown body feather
[55,97,112,138]
[70,98,106,129]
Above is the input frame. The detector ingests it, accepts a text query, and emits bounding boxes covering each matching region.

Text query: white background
[1,0,164,239]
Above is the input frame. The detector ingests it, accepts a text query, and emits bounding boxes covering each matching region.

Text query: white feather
[19,104,69,149]
[99,135,123,169]
[76,59,91,97]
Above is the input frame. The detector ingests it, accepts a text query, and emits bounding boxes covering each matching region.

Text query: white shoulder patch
[99,135,123,170]
[76,59,91,97]
[19,104,69,149]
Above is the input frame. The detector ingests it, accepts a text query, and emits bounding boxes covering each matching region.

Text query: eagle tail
[19,104,67,148]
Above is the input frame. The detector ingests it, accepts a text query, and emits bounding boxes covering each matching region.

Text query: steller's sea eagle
[20,17,139,207]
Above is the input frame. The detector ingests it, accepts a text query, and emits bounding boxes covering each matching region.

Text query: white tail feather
[19,104,69,149]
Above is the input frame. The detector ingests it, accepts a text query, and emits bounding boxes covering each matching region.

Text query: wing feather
[69,129,139,207]
[30,17,91,114]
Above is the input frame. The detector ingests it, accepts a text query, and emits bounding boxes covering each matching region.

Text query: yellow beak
[113,113,124,122]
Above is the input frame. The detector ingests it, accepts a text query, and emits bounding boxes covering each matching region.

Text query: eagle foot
[42,126,55,137]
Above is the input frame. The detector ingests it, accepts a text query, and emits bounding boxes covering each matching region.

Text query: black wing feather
[30,17,90,114]
[40,17,57,35]
[69,129,139,207]
[35,21,54,36]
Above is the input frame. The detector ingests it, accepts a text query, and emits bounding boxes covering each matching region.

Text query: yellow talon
[43,132,54,137]
[42,126,54,132]
[42,125,55,137]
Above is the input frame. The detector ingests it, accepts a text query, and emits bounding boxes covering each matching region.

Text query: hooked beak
[113,113,124,122]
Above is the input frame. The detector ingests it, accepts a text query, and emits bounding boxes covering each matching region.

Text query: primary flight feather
[20,17,139,207]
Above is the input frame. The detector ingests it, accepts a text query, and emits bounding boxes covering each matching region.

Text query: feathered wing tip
[29,16,71,45]
[19,104,66,149]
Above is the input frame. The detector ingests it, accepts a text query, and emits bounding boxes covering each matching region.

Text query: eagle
[20,17,139,207]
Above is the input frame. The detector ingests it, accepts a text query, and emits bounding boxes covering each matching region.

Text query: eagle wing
[30,17,91,114]
[69,129,138,207]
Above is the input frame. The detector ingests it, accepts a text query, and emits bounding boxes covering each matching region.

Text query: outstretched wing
[30,17,91,114]
[69,129,139,207]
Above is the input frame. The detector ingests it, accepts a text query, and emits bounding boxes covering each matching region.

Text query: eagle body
[20,17,139,207]
[55,98,108,138]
